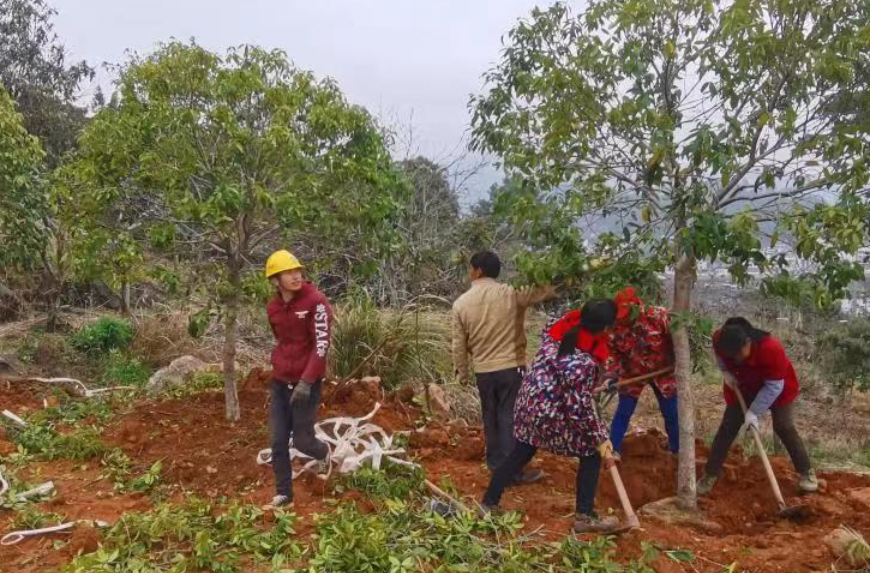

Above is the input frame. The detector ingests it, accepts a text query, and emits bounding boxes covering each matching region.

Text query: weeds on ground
[100,351,151,387]
[71,317,134,355]
[101,448,163,493]
[64,499,301,573]
[11,506,65,531]
[3,399,111,461]
[7,423,105,461]
[164,371,223,399]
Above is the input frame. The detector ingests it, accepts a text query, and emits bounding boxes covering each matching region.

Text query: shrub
[100,351,151,387]
[818,319,870,393]
[329,295,453,389]
[71,317,134,354]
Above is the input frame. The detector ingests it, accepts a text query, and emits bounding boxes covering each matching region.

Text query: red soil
[2,374,869,572]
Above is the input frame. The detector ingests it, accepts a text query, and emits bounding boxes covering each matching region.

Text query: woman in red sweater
[698,317,817,495]
[263,250,333,509]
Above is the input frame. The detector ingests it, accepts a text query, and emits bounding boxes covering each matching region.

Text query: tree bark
[672,249,697,510]
[223,260,241,421]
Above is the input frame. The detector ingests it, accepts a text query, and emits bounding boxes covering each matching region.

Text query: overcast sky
[52,0,557,203]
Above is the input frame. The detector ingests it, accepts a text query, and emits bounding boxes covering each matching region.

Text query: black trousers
[705,402,812,477]
[483,441,603,516]
[269,379,328,497]
[475,367,523,470]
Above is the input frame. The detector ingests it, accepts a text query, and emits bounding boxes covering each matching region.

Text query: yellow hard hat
[265,250,303,278]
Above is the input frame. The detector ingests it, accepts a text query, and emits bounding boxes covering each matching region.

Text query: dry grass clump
[130,311,201,368]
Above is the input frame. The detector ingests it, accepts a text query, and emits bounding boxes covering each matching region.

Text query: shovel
[607,459,641,531]
[595,367,674,409]
[734,391,812,521]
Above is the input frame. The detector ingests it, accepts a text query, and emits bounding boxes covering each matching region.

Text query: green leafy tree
[0,0,94,164]
[471,0,870,508]
[0,85,45,268]
[70,42,400,420]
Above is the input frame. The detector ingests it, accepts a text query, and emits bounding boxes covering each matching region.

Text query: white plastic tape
[1,410,27,427]
[1,519,110,546]
[257,402,418,479]
[13,377,134,398]
[16,481,55,502]
[0,467,8,498]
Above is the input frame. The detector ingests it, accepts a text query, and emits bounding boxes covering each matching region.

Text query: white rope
[20,377,135,398]
[257,402,418,479]
[1,519,109,546]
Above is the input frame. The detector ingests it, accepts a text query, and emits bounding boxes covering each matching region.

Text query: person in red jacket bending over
[698,317,817,495]
[264,249,333,509]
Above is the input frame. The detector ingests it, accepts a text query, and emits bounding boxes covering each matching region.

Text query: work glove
[601,375,619,395]
[597,439,615,460]
[290,381,312,407]
[741,410,760,433]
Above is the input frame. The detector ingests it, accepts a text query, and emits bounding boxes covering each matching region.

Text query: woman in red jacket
[264,250,333,509]
[698,317,817,495]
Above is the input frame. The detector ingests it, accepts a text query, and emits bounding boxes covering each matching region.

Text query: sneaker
[572,512,622,534]
[697,474,718,495]
[798,469,819,493]
[507,468,545,487]
[263,494,294,510]
[478,503,501,518]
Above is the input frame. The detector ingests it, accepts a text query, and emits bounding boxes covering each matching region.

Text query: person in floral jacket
[481,299,622,534]
[605,287,678,458]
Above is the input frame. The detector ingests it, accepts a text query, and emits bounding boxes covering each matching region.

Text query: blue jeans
[610,384,679,454]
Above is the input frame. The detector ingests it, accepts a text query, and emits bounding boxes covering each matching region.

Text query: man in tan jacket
[452,251,556,484]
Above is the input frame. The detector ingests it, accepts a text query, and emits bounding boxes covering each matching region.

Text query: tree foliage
[0,0,94,164]
[0,84,46,268]
[69,42,400,419]
[471,0,870,508]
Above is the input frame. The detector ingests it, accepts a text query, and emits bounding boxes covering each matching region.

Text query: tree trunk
[223,262,242,421]
[672,250,697,510]
[120,282,131,315]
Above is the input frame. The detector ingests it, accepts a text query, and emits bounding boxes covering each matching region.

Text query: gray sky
[53,0,554,203]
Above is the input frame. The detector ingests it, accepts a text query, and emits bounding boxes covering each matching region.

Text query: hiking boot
[697,474,718,495]
[263,494,294,510]
[572,513,622,534]
[798,470,819,493]
[507,468,545,487]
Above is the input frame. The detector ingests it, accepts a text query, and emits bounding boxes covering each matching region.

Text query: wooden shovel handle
[424,479,470,513]
[608,464,640,528]
[594,367,674,395]
[734,391,787,510]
